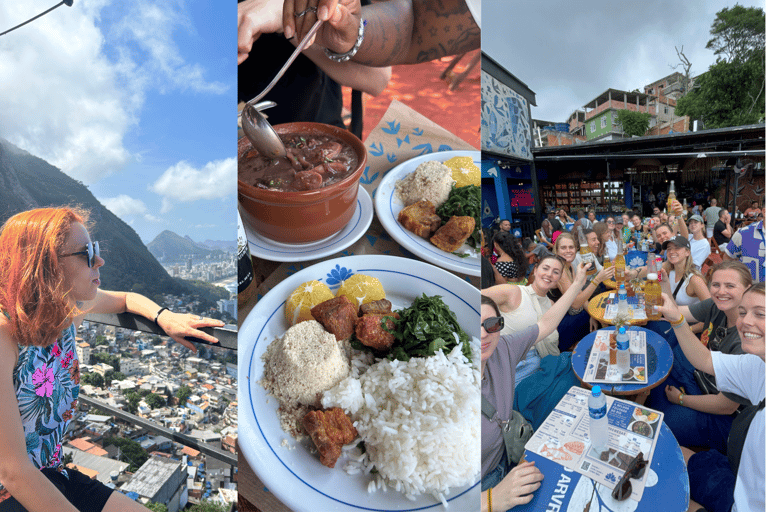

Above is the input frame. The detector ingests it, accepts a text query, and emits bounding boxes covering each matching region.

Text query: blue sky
[0,0,236,243]
[483,0,765,122]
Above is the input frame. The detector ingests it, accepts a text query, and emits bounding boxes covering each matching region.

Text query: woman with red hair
[0,207,224,512]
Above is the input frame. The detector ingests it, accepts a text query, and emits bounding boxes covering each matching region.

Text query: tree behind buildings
[677,5,765,128]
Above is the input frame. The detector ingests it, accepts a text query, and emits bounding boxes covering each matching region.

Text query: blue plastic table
[516,421,689,512]
[572,326,674,396]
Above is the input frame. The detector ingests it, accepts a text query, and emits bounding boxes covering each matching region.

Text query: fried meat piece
[310,296,358,341]
[355,313,399,351]
[302,407,358,468]
[430,215,475,252]
[358,299,393,317]
[397,200,442,238]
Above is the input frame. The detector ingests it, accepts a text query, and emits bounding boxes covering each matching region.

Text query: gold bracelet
[488,487,492,512]
[678,392,685,406]
[670,313,686,327]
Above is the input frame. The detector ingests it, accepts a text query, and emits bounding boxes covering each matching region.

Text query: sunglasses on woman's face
[60,241,100,268]
[611,452,647,501]
[482,316,504,334]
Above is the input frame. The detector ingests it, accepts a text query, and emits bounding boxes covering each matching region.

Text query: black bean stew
[239,133,358,192]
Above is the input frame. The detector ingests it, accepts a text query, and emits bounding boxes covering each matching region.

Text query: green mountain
[0,138,215,302]
[147,230,230,262]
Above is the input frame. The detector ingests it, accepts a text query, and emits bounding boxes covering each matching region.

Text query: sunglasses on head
[611,452,647,501]
[60,241,100,268]
[482,316,504,333]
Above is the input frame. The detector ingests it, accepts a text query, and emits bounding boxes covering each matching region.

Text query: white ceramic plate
[374,151,481,277]
[243,185,373,262]
[238,255,480,512]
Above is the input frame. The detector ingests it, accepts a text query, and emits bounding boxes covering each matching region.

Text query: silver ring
[295,6,317,17]
[197,315,204,320]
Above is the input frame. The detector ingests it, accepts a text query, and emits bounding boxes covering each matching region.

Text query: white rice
[322,339,480,505]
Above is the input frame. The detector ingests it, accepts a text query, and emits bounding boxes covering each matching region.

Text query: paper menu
[584,330,648,384]
[604,295,647,321]
[524,386,663,502]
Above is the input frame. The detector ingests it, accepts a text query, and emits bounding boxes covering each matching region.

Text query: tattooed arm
[283,0,479,66]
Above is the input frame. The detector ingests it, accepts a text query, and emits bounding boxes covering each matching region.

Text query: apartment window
[601,116,607,129]
[590,121,596,133]
[664,107,669,114]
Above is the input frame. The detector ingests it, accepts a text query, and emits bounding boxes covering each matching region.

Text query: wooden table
[571,326,673,397]
[517,409,689,511]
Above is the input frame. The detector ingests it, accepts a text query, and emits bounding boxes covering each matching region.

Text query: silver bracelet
[324,17,365,62]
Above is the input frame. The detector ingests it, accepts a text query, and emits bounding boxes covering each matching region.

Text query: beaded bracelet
[324,17,366,62]
[678,391,685,406]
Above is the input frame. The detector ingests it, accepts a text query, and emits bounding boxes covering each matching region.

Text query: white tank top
[500,285,559,357]
[669,270,698,306]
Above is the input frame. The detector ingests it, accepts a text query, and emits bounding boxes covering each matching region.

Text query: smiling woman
[0,207,225,512]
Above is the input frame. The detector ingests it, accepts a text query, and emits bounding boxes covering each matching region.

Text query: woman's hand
[494,461,544,509]
[238,0,285,64]
[595,264,615,284]
[670,199,684,216]
[589,316,601,332]
[665,385,684,406]
[573,261,589,287]
[283,0,362,54]
[657,293,682,323]
[156,311,225,353]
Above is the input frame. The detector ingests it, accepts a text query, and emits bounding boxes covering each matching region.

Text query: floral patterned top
[12,323,80,470]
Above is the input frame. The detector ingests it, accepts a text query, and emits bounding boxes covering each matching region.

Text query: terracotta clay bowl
[238,122,367,244]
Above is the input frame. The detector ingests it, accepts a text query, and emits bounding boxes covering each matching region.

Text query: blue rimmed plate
[374,151,481,277]
[238,255,480,512]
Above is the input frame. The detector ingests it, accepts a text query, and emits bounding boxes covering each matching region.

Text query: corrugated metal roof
[120,456,181,498]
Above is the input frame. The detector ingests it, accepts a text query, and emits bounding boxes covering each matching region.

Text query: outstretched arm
[536,262,588,342]
[76,290,224,352]
[284,0,480,66]
[658,293,714,375]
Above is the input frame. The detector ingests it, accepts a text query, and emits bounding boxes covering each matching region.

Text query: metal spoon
[242,103,286,159]
[245,19,323,107]
[240,20,323,157]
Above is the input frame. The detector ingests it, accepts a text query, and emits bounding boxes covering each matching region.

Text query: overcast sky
[483,0,765,122]
[0,1,235,243]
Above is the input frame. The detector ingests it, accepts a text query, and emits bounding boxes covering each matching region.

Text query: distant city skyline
[0,2,236,244]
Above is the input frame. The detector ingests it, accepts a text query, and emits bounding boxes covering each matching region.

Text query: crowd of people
[481,192,764,512]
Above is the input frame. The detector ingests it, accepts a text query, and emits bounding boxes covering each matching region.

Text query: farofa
[261,320,350,437]
[395,160,454,208]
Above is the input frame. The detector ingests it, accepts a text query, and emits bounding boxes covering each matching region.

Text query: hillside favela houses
[534,71,693,147]
[0,138,238,511]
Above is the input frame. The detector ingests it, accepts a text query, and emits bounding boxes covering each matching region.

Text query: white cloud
[150,158,236,213]
[100,194,148,216]
[0,0,226,184]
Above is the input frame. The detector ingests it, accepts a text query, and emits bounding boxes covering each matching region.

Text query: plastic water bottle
[588,386,609,454]
[617,327,630,374]
[617,283,629,317]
